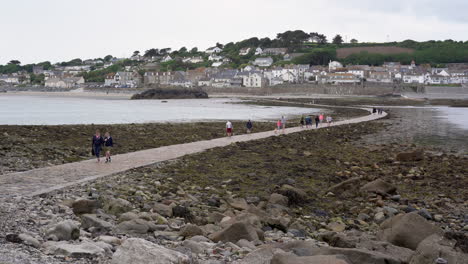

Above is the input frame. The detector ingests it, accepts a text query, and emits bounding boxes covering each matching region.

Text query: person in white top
[326,116,332,126]
[226,121,233,137]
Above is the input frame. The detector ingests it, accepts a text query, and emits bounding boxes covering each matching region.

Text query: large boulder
[396,150,424,162]
[298,247,403,264]
[268,193,289,207]
[71,199,99,215]
[377,212,443,250]
[328,177,363,194]
[227,198,250,211]
[179,224,204,238]
[81,214,113,232]
[232,246,286,264]
[210,222,263,243]
[103,198,132,216]
[358,240,414,263]
[18,233,41,248]
[278,185,308,206]
[111,238,189,264]
[45,220,80,241]
[360,179,397,195]
[152,203,173,217]
[114,219,153,235]
[43,241,105,258]
[410,234,468,264]
[271,253,351,264]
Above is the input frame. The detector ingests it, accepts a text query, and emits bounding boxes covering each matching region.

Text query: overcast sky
[1,0,467,65]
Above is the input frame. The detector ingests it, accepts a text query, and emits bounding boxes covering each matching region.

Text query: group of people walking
[225,113,333,137]
[92,130,113,163]
[300,113,332,129]
[372,108,384,115]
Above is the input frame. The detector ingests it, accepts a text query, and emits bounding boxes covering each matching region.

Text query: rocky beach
[0,97,467,264]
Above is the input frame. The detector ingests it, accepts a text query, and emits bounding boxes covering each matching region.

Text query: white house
[206,47,223,54]
[209,55,224,61]
[431,68,450,76]
[253,57,273,67]
[329,61,343,71]
[45,76,85,89]
[425,74,450,85]
[212,62,224,67]
[161,55,173,62]
[403,74,425,84]
[324,73,360,84]
[243,72,265,88]
[239,47,251,56]
[254,47,263,55]
[0,75,20,84]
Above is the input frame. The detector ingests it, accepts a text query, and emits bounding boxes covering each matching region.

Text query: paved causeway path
[0,110,387,198]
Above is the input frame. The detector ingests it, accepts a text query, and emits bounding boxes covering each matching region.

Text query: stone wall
[203,83,396,96]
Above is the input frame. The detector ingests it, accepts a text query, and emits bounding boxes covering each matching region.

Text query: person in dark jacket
[246,120,253,133]
[92,130,104,163]
[104,131,114,163]
[315,116,320,128]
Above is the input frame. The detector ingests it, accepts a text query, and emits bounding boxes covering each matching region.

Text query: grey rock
[118,212,139,223]
[360,179,397,195]
[377,212,443,250]
[43,241,105,258]
[409,234,468,264]
[271,253,351,264]
[114,219,152,234]
[103,198,132,216]
[98,235,122,246]
[418,209,432,220]
[18,233,41,248]
[71,199,99,215]
[268,193,289,207]
[111,238,189,264]
[46,220,80,241]
[232,246,286,264]
[179,224,204,238]
[210,222,263,243]
[152,203,173,217]
[81,214,113,231]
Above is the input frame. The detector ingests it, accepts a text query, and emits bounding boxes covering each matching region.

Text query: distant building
[205,47,223,54]
[328,61,343,71]
[254,47,263,55]
[45,76,85,89]
[239,47,251,56]
[403,74,425,84]
[161,55,173,62]
[32,66,44,75]
[324,73,360,84]
[253,57,274,67]
[368,71,393,83]
[262,48,287,55]
[239,71,265,88]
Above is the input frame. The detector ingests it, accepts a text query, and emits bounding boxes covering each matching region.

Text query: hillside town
[1,46,468,89]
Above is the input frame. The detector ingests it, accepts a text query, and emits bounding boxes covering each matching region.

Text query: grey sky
[1,0,467,65]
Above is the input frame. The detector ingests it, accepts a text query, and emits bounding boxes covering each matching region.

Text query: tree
[104,55,113,62]
[332,35,344,45]
[8,60,21,65]
[159,48,172,55]
[132,51,140,56]
[309,32,327,44]
[215,42,224,49]
[144,48,159,57]
[350,39,358,44]
[190,47,198,54]
[178,47,187,53]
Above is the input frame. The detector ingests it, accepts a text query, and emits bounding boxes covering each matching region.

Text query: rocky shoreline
[1,118,467,264]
